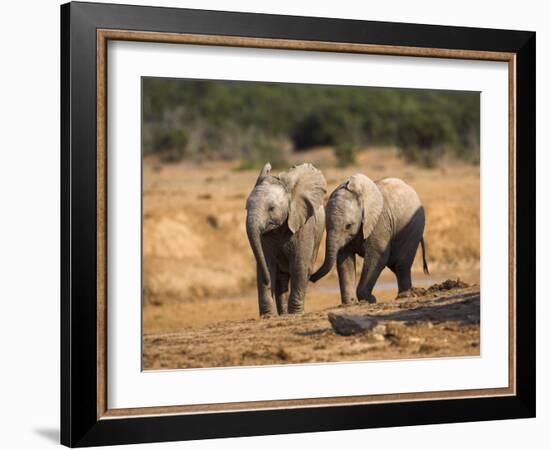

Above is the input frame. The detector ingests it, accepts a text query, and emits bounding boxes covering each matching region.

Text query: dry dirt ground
[142,147,480,368]
[143,282,480,370]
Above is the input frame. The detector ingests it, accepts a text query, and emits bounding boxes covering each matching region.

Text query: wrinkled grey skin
[246,163,327,316]
[310,174,428,304]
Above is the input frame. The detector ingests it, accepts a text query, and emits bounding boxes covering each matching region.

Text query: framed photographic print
[60,1,536,447]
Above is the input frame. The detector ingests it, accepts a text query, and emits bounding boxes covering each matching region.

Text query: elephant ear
[347,174,384,240]
[279,163,327,233]
[254,162,272,186]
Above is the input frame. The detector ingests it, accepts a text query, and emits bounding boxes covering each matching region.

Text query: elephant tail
[420,237,429,275]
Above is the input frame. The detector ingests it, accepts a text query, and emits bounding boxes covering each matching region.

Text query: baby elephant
[310,174,428,304]
[246,162,327,316]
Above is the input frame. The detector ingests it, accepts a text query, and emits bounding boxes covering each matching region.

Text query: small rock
[418,344,438,353]
[368,324,388,342]
[206,215,219,229]
[328,313,378,336]
[276,348,291,361]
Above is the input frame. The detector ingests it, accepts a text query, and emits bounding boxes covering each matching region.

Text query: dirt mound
[427,278,470,292]
[143,211,204,259]
[143,284,480,370]
[397,279,470,299]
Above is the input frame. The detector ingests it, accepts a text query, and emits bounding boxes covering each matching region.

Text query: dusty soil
[143,282,480,370]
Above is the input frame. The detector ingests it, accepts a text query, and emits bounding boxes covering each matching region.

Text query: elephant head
[310,174,383,282]
[246,162,327,286]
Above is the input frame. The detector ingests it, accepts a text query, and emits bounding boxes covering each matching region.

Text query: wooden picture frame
[61,1,535,446]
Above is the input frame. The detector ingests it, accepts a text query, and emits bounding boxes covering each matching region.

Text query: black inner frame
[61,2,536,447]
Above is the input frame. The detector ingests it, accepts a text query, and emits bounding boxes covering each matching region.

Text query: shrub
[395,103,458,167]
[143,78,480,166]
[333,142,357,167]
[154,128,189,163]
[291,111,336,149]
[236,134,289,171]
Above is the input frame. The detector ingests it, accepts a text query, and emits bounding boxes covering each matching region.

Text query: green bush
[291,113,333,149]
[153,128,189,163]
[142,78,480,166]
[334,143,357,167]
[236,135,289,171]
[395,100,459,167]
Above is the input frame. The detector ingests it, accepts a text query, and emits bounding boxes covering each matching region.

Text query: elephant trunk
[310,234,339,283]
[246,218,270,286]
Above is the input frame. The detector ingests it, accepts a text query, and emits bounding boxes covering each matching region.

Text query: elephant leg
[395,263,412,295]
[288,261,309,314]
[337,249,357,305]
[356,246,390,303]
[275,271,290,315]
[392,237,421,299]
[256,263,276,316]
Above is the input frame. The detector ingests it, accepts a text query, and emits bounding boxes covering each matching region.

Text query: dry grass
[142,147,480,334]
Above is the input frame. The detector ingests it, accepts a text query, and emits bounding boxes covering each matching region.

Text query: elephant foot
[358,294,377,304]
[288,305,304,315]
[396,290,410,300]
[259,300,278,317]
[340,298,358,307]
[259,305,278,318]
[288,297,305,315]
[259,312,276,319]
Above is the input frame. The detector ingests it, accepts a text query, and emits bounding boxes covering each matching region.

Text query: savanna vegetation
[142,78,480,168]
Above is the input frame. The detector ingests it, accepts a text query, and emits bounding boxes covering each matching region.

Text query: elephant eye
[345,223,352,230]
[268,206,275,212]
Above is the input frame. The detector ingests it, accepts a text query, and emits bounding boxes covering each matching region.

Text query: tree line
[142,77,480,168]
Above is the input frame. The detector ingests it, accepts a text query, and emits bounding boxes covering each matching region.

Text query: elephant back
[376,177,423,231]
